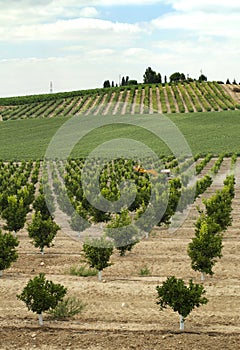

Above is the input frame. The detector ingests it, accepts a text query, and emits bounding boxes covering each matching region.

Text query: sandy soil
[0,159,240,349]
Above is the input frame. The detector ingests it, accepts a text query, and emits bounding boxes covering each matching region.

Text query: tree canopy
[143,67,162,84]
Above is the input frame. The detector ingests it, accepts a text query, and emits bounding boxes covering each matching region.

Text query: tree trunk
[145,232,149,239]
[98,270,102,281]
[201,272,205,282]
[0,270,3,277]
[180,314,184,331]
[41,248,44,256]
[38,313,43,326]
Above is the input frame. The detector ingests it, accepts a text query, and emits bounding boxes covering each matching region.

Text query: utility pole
[50,81,53,93]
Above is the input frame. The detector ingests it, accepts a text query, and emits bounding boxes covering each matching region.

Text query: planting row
[1,82,240,121]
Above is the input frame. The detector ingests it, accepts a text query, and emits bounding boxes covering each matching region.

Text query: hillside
[0,110,240,160]
[0,82,240,121]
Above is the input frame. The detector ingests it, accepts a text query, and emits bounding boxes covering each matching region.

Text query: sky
[0,0,239,97]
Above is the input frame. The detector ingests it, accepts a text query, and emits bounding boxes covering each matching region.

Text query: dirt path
[103,92,116,115]
[121,90,130,115]
[162,86,171,113]
[93,94,107,116]
[156,86,163,114]
[85,95,101,116]
[113,91,124,115]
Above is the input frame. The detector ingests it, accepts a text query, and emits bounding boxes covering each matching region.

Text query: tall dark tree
[143,67,162,84]
[103,80,111,88]
[121,76,126,86]
[169,72,186,83]
[198,74,207,82]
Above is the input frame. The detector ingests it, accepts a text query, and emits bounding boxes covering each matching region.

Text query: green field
[0,110,240,160]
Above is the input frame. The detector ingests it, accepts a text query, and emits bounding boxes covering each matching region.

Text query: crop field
[0,110,240,160]
[0,83,240,349]
[0,82,240,122]
[0,154,240,349]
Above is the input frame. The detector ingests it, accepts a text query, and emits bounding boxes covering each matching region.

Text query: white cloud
[0,18,143,42]
[0,0,239,97]
[0,2,100,27]
[78,7,99,18]
[163,0,240,12]
[0,0,162,27]
[151,11,240,39]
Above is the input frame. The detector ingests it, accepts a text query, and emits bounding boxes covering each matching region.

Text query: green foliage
[27,211,60,253]
[106,208,139,256]
[195,212,221,235]
[198,74,207,82]
[2,110,240,160]
[17,273,67,315]
[33,194,53,220]
[210,154,224,174]
[143,67,161,84]
[195,175,213,198]
[203,187,233,231]
[70,204,90,232]
[2,195,28,233]
[195,154,212,175]
[169,72,186,83]
[159,178,181,225]
[139,265,151,276]
[231,153,237,169]
[83,236,113,272]
[69,265,98,277]
[0,230,19,273]
[103,80,111,88]
[156,276,208,319]
[223,174,235,199]
[47,296,86,319]
[188,217,223,276]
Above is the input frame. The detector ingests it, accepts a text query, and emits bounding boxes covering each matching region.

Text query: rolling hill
[0,82,240,121]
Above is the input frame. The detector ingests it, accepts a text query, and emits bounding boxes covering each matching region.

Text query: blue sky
[0,0,239,97]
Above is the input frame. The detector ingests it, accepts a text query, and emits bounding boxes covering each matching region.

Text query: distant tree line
[103,68,207,88]
[103,76,138,88]
[103,67,240,88]
[226,78,240,85]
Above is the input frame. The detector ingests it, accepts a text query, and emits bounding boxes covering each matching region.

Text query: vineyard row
[1,82,240,121]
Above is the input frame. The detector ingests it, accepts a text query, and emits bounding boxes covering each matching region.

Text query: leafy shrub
[47,296,86,319]
[156,276,208,330]
[139,265,151,276]
[69,265,98,277]
[0,230,19,276]
[17,273,67,325]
